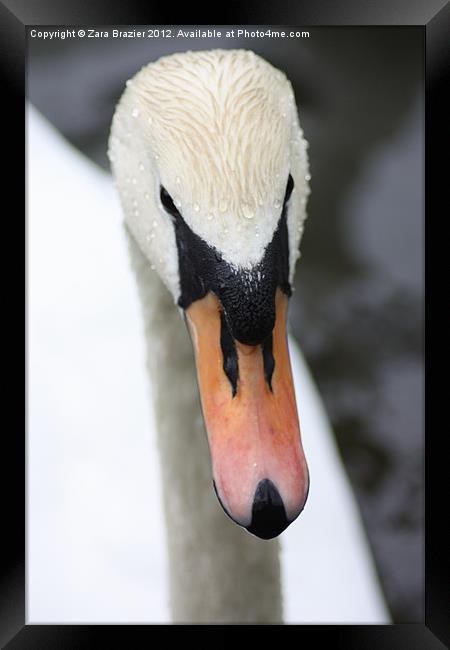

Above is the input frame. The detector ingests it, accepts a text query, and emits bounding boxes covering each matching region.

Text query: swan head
[110,49,310,539]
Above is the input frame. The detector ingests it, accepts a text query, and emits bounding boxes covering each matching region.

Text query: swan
[28,51,389,624]
[107,49,388,623]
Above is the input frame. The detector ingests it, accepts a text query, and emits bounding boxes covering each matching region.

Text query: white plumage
[109,49,309,300]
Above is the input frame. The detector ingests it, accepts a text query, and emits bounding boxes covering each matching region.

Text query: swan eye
[160,186,181,218]
[284,174,294,205]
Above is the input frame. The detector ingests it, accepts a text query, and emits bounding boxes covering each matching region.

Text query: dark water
[28,27,424,622]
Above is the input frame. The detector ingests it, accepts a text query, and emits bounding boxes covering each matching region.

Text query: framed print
[1,1,448,646]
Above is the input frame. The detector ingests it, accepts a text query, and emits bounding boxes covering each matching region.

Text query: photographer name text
[29,28,310,41]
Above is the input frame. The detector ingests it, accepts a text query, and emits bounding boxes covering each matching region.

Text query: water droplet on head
[131,107,139,119]
[175,198,182,209]
[242,204,255,220]
[148,116,153,125]
[131,177,137,185]
[193,202,200,212]
[305,173,311,181]
[207,213,213,221]
[139,162,145,172]
[150,263,155,270]
[274,198,281,209]
[152,220,158,228]
[175,176,181,185]
[144,192,150,200]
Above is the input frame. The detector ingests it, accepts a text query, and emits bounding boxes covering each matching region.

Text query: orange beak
[185,288,309,539]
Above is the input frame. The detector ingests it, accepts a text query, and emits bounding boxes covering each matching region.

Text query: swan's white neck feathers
[109,49,310,302]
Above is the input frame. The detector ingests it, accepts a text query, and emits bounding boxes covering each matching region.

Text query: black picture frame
[1,1,448,646]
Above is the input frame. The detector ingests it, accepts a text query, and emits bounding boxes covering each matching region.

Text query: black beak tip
[213,477,308,540]
[245,478,290,540]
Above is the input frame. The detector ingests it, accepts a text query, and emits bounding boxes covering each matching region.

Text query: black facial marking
[220,311,239,397]
[160,186,180,217]
[285,173,294,203]
[161,174,294,348]
[262,334,275,392]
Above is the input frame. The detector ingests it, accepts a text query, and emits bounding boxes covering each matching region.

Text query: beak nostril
[246,479,289,540]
